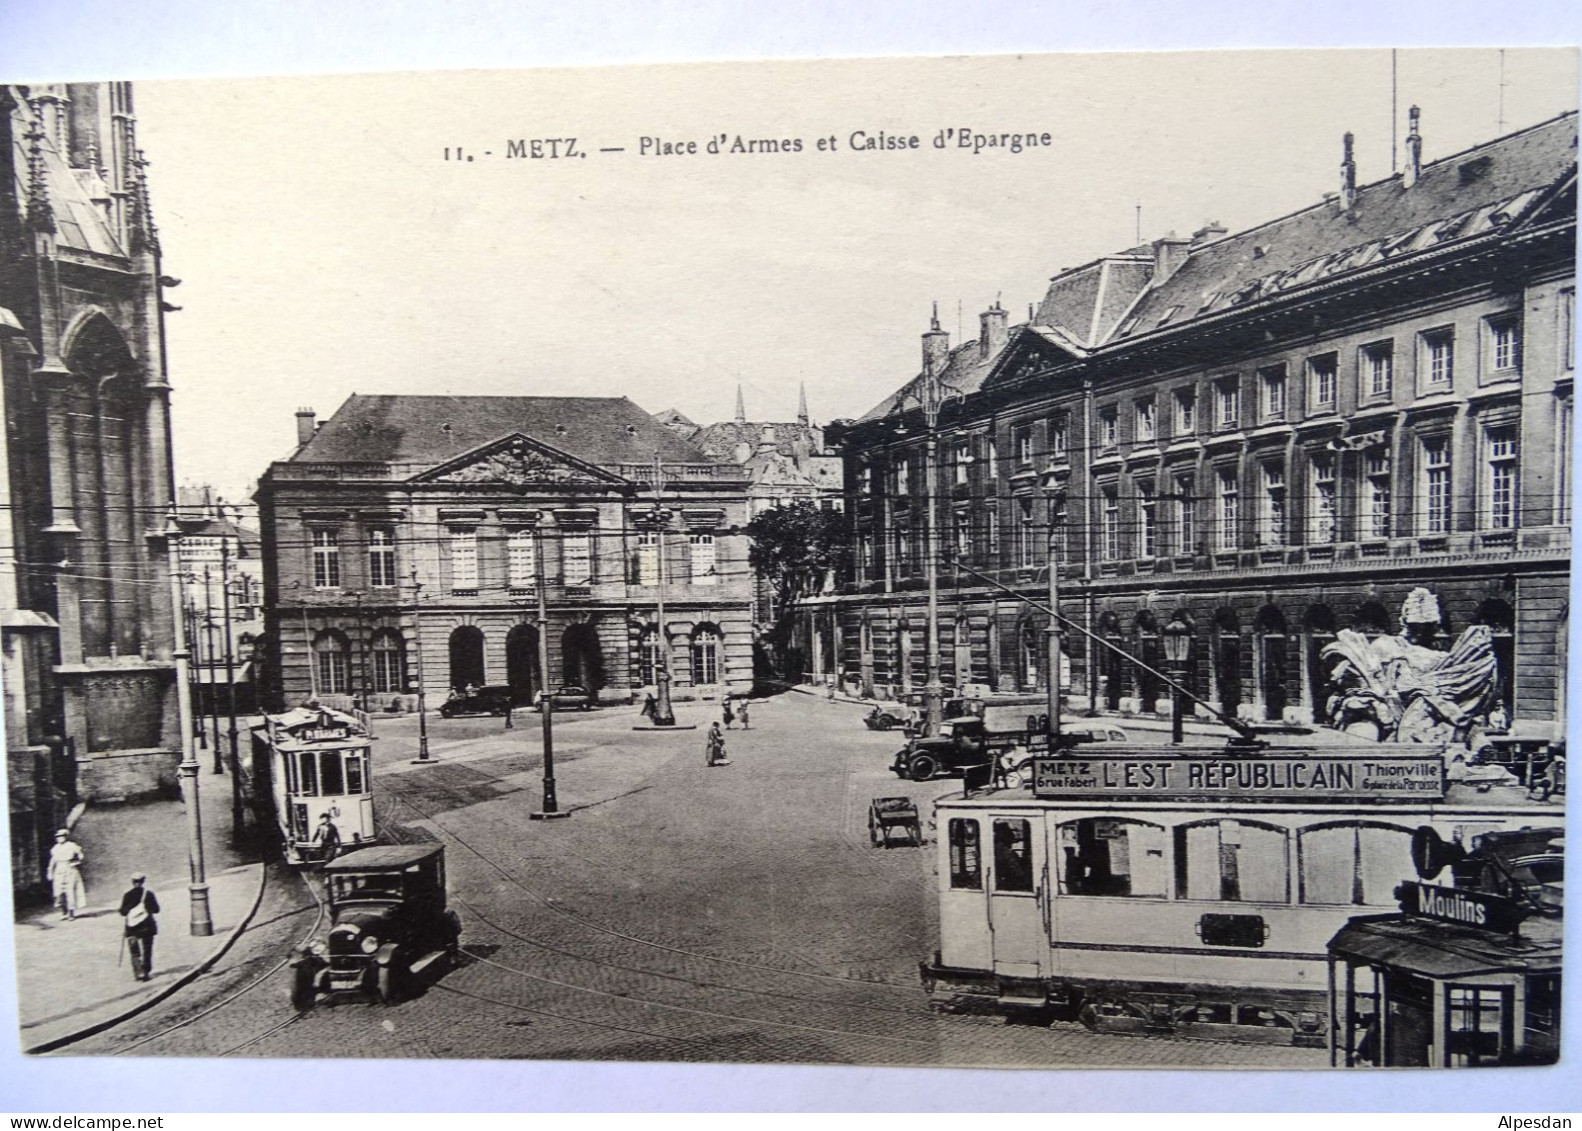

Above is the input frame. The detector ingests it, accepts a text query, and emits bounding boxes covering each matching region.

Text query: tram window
[320,751,345,796]
[298,751,319,797]
[1176,819,1289,903]
[992,819,1034,893]
[345,752,366,795]
[1447,986,1508,1066]
[1298,822,1412,905]
[1059,818,1167,897]
[948,819,982,890]
[1526,976,1560,1035]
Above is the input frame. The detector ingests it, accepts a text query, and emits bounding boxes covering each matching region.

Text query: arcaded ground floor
[795,557,1567,734]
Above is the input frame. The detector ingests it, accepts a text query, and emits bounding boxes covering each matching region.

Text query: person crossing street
[46,829,87,920]
[705,721,730,766]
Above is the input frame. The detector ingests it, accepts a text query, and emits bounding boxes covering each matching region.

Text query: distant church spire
[797,381,809,426]
[734,384,746,425]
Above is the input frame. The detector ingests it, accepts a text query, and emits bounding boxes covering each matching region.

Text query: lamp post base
[529,810,570,821]
[188,881,214,937]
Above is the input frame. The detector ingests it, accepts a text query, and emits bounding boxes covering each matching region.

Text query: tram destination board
[1031,752,1445,802]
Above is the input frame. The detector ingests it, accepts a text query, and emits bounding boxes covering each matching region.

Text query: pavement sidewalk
[12,791,264,1051]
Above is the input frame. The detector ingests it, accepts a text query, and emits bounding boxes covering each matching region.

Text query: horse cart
[868,796,922,847]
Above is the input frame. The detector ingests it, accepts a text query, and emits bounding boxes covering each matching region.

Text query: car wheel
[377,959,405,1004]
[290,964,316,1012]
[908,754,939,782]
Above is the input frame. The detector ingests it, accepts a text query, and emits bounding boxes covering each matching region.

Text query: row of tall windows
[311,629,406,695]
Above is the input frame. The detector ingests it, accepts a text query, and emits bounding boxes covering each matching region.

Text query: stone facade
[808,112,1576,740]
[2,81,182,902]
[255,396,755,715]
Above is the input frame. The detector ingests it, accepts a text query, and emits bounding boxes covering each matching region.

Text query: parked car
[438,685,514,717]
[542,684,594,711]
[291,843,462,1007]
[892,718,1132,785]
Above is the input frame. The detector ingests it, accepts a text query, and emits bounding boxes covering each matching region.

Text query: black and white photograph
[0,41,1575,1088]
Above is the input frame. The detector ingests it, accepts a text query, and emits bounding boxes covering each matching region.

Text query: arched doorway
[1098,611,1123,710]
[1304,604,1339,724]
[1019,618,1043,692]
[448,625,485,691]
[505,623,541,705]
[562,622,605,692]
[1255,604,1289,722]
[1473,598,1516,723]
[1213,608,1242,718]
[1135,610,1161,712]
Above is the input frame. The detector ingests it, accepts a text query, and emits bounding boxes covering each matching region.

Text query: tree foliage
[745,500,848,637]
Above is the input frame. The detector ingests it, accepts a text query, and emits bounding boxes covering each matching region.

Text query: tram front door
[987,815,1045,981]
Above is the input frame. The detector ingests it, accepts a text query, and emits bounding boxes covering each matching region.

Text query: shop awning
[1328,914,1562,979]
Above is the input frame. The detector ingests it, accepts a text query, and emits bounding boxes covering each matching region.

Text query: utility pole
[920,309,946,737]
[220,539,242,835]
[530,525,567,819]
[183,583,207,752]
[203,565,222,773]
[408,570,432,764]
[165,515,212,936]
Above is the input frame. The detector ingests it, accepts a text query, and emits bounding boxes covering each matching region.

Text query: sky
[131,48,1580,506]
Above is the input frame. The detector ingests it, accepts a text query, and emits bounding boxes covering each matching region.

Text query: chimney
[921,302,950,378]
[295,407,317,447]
[1191,220,1228,246]
[979,301,1009,360]
[1150,231,1192,283]
[1403,105,1423,188]
[1339,132,1357,211]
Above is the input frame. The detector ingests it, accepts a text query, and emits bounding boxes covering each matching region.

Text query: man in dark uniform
[119,873,160,982]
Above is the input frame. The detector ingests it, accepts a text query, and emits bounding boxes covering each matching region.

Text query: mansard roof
[857,327,1028,424]
[1110,111,1577,344]
[290,394,711,468]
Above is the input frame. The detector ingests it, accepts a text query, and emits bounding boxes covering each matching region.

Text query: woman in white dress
[46,829,87,920]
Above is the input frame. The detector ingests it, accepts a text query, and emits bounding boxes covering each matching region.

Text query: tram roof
[322,844,443,872]
[1329,913,1563,978]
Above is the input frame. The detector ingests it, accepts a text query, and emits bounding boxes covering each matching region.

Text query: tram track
[374,787,943,1053]
[379,742,925,994]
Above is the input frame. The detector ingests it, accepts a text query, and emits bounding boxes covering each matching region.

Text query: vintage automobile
[438,685,515,718]
[892,717,1132,783]
[543,684,595,711]
[291,843,462,1008]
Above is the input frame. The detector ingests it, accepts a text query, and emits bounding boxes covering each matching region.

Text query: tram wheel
[908,754,939,782]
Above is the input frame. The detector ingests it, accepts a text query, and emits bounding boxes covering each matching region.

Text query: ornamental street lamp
[1163,614,1192,745]
[1038,469,1067,750]
[164,514,213,937]
[408,571,433,765]
[530,525,568,819]
[637,454,678,727]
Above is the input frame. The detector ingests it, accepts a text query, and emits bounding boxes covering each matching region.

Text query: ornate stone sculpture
[436,436,604,487]
[1321,588,1499,747]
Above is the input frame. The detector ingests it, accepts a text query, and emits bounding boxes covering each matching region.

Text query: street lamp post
[919,311,947,738]
[165,515,213,936]
[408,571,432,765]
[203,565,223,773]
[1039,471,1066,750]
[641,452,677,728]
[1163,614,1192,746]
[220,540,243,835]
[530,525,568,819]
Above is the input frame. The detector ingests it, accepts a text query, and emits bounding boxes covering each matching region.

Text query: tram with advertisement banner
[920,741,1563,1046]
[249,705,377,864]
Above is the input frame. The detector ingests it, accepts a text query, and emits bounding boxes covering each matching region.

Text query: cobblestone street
[65,692,1323,1068]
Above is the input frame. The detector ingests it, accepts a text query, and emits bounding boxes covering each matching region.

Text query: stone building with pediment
[254,395,754,713]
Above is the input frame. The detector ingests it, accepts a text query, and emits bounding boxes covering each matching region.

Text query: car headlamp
[360,934,380,955]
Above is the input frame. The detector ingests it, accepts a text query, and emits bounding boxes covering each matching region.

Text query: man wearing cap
[119,874,160,981]
[46,829,86,920]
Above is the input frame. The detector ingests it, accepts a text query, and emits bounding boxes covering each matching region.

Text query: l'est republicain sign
[1032,754,1445,801]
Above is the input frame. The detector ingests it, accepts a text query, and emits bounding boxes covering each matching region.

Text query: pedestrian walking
[46,828,87,920]
[119,873,160,982]
[706,722,730,766]
[722,699,735,729]
[738,700,750,730]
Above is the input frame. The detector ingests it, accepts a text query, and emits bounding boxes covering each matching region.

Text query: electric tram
[920,742,1563,1046]
[249,705,377,864]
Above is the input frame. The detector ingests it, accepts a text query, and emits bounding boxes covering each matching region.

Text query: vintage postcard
[3,48,1574,1071]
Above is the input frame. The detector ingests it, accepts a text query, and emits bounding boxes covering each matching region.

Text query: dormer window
[1156,305,1182,327]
